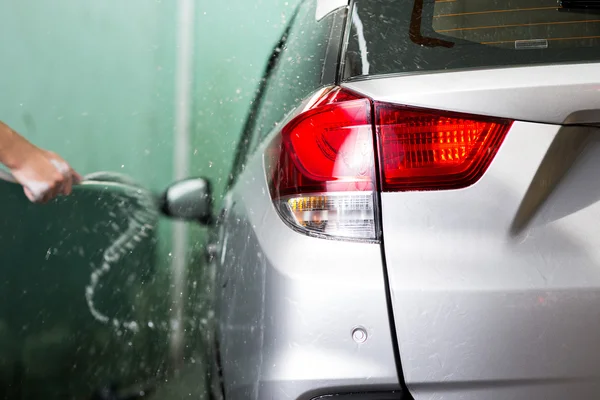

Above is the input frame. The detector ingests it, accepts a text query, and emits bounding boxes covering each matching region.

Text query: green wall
[0,1,177,188]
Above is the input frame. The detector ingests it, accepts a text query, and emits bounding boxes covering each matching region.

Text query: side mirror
[160,178,213,225]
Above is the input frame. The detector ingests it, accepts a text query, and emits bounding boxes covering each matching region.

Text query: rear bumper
[216,258,402,399]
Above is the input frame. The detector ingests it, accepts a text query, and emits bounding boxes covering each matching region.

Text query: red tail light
[375,104,513,191]
[264,87,513,241]
[268,88,375,197]
[265,87,377,241]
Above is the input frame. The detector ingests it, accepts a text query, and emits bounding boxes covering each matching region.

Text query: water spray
[0,169,159,332]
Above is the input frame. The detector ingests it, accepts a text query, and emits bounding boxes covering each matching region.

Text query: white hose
[0,169,160,333]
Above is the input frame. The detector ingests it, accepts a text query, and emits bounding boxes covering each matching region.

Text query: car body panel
[380,121,600,399]
[344,63,600,125]
[214,141,400,400]
[337,70,600,399]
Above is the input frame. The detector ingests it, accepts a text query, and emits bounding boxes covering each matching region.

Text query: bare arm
[0,121,81,203]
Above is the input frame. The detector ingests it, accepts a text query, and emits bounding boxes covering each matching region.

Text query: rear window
[343,0,600,79]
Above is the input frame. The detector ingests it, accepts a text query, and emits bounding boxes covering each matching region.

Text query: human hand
[8,141,82,203]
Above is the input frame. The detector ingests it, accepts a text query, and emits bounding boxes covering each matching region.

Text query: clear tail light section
[264,87,513,242]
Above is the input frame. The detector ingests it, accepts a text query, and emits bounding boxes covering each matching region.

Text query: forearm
[0,121,28,169]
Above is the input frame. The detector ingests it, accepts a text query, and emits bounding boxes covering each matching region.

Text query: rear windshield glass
[343,0,600,78]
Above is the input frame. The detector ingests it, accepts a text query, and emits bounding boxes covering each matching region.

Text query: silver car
[162,0,600,398]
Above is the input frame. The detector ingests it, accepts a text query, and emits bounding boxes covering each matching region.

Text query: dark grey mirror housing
[160,178,213,225]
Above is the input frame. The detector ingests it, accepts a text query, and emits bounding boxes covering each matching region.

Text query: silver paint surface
[214,142,399,399]
[346,69,600,399]
[344,63,600,125]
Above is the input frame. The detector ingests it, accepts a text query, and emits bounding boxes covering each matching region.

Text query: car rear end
[215,0,600,399]
[341,0,600,399]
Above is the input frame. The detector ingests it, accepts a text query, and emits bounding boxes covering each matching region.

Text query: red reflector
[375,104,513,191]
[267,88,375,198]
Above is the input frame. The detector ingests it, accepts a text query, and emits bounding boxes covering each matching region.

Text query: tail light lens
[375,105,513,191]
[265,87,378,241]
[265,87,513,242]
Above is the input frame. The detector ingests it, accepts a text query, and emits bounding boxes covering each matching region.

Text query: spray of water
[0,169,160,332]
[82,172,159,333]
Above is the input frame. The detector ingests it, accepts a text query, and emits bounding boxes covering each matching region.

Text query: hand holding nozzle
[0,120,82,203]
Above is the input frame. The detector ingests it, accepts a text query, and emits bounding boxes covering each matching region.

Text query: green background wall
[0,0,299,397]
[0,0,180,276]
[0,1,177,188]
